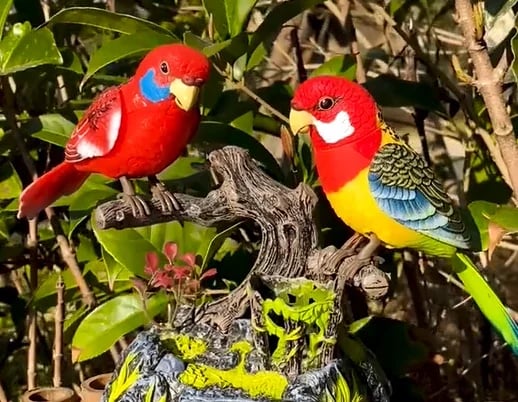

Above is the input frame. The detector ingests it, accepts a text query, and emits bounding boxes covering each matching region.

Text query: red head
[290,76,379,148]
[135,43,210,111]
[289,76,382,191]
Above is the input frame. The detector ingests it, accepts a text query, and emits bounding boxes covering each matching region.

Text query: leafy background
[1,0,518,401]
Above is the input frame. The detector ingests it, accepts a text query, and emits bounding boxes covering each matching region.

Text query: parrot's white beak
[170,79,200,111]
[289,108,313,135]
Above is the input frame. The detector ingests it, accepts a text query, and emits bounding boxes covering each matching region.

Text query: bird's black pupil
[319,98,333,110]
[160,62,168,74]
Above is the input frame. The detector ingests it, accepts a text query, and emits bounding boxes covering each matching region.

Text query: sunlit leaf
[82,31,177,86]
[310,55,357,80]
[92,217,163,276]
[0,161,22,199]
[203,0,258,38]
[0,23,62,75]
[71,292,168,362]
[0,0,13,41]
[24,113,76,147]
[45,7,172,36]
[201,221,243,270]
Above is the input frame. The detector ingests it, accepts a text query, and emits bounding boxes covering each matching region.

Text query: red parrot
[18,43,210,219]
[289,76,518,355]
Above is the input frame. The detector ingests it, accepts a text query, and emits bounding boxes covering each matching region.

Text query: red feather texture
[291,76,381,191]
[18,44,210,219]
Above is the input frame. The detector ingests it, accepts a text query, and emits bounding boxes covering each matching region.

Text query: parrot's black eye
[318,97,335,110]
[160,62,169,74]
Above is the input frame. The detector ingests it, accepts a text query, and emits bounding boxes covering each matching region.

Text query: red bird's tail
[17,162,89,219]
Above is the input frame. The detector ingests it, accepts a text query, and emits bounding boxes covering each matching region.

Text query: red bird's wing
[65,86,123,163]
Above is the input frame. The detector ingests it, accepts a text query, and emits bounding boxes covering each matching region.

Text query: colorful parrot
[17,43,210,220]
[289,75,518,355]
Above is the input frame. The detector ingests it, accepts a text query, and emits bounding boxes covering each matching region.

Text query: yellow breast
[326,168,423,249]
[326,127,431,251]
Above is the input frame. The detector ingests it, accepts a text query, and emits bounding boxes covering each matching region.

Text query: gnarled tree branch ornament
[95,146,389,334]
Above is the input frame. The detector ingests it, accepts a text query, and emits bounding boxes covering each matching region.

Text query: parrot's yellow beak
[289,108,313,135]
[170,79,200,111]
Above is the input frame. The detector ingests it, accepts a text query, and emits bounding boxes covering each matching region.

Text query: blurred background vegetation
[1,0,518,401]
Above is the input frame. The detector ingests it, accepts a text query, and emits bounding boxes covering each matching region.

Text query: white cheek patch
[313,110,355,144]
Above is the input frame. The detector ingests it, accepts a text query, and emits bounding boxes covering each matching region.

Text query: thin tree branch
[53,273,65,387]
[454,0,518,196]
[0,77,96,307]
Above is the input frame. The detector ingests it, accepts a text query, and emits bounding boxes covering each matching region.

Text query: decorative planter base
[80,373,113,402]
[22,387,78,402]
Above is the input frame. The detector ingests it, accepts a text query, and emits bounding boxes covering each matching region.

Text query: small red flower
[163,242,178,263]
[181,252,196,267]
[144,251,159,275]
[200,268,217,281]
[152,271,174,289]
[171,266,192,280]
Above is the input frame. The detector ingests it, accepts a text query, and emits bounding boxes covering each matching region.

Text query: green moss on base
[179,340,288,400]
[161,333,207,361]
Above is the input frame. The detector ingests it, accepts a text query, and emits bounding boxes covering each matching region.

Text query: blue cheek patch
[139,69,170,103]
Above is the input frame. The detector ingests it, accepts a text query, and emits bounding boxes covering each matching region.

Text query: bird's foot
[117,192,151,217]
[150,182,181,213]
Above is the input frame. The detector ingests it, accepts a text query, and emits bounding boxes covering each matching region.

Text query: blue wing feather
[368,154,470,250]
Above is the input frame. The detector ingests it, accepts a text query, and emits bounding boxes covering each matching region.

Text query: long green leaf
[0,0,13,41]
[0,161,22,199]
[92,217,163,276]
[72,292,167,362]
[0,23,62,75]
[310,55,357,80]
[25,113,76,147]
[82,31,177,86]
[45,7,172,36]
[203,0,258,38]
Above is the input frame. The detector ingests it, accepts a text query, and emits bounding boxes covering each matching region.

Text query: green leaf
[467,200,495,251]
[102,247,133,291]
[25,113,76,147]
[195,121,282,180]
[203,0,258,38]
[45,7,172,36]
[183,31,247,59]
[0,0,13,41]
[0,218,9,240]
[82,31,177,86]
[157,156,206,181]
[490,205,518,232]
[389,0,407,15]
[72,292,168,362]
[363,75,446,114]
[0,161,22,199]
[247,0,322,62]
[468,200,518,245]
[0,23,63,75]
[201,221,243,270]
[310,55,357,80]
[92,217,163,277]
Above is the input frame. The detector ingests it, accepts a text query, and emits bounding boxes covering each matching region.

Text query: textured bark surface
[95,146,389,332]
